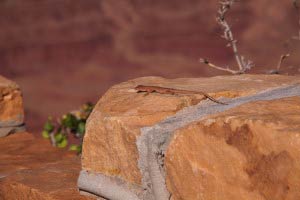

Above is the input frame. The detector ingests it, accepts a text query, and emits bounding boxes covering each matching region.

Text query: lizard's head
[135,85,142,88]
[135,85,146,91]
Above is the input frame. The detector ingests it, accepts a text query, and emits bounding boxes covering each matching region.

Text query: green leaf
[69,144,82,154]
[41,103,94,152]
[43,119,54,132]
[69,144,79,151]
[57,138,68,148]
[76,145,82,153]
[42,130,50,139]
[83,102,94,113]
[54,133,63,143]
[61,114,78,130]
[77,122,86,135]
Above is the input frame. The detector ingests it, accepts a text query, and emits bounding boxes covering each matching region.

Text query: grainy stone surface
[81,74,300,199]
[0,132,92,200]
[165,97,300,200]
[0,75,24,137]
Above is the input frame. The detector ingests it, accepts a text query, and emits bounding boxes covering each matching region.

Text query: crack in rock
[78,84,300,200]
[136,84,300,200]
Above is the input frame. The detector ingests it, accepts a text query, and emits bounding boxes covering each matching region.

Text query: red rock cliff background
[0,0,299,133]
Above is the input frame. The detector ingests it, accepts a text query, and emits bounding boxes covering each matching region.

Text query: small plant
[200,1,300,75]
[41,102,94,154]
[200,0,253,74]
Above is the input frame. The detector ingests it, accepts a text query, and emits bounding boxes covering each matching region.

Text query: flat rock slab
[0,132,93,200]
[79,75,300,200]
[0,75,24,137]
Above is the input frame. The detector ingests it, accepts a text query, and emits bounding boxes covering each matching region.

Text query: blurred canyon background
[0,0,299,134]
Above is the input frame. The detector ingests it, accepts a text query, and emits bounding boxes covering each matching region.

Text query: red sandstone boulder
[165,97,300,200]
[79,75,300,200]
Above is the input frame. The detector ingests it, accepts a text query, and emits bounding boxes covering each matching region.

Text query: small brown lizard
[135,85,227,105]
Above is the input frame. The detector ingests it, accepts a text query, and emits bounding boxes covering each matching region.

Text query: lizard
[135,85,228,105]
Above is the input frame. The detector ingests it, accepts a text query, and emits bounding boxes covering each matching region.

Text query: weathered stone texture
[81,74,300,200]
[0,75,24,137]
[0,132,92,200]
[166,97,300,200]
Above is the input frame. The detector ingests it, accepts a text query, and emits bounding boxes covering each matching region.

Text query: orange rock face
[0,75,24,137]
[166,97,300,200]
[80,75,300,199]
[0,132,92,200]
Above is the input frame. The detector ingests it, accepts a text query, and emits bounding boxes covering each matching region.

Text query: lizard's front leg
[143,92,150,97]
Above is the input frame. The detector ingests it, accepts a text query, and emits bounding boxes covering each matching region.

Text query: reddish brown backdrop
[0,0,299,133]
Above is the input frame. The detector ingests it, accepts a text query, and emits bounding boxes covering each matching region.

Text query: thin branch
[199,0,254,74]
[199,58,242,74]
[49,132,57,146]
[217,0,245,71]
[277,54,290,71]
[241,55,254,71]
[267,54,290,74]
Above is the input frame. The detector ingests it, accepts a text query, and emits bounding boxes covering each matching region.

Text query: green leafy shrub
[41,102,94,154]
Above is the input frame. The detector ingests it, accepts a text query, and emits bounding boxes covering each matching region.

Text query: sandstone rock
[165,97,300,200]
[0,132,92,200]
[79,75,300,199]
[0,75,25,137]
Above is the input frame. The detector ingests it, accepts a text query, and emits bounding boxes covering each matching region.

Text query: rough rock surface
[0,75,24,137]
[165,97,300,200]
[80,75,300,200]
[0,132,92,200]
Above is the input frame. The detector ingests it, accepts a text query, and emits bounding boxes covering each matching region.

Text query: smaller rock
[0,75,25,137]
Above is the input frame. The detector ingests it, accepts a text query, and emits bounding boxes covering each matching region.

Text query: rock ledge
[79,75,300,200]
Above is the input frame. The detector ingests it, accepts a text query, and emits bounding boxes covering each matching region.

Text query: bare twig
[217,0,245,71]
[49,132,56,146]
[277,54,290,71]
[199,58,242,74]
[218,1,254,73]
[267,54,290,74]
[200,0,253,74]
[269,1,299,74]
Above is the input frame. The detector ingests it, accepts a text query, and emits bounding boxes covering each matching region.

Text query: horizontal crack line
[137,83,300,200]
